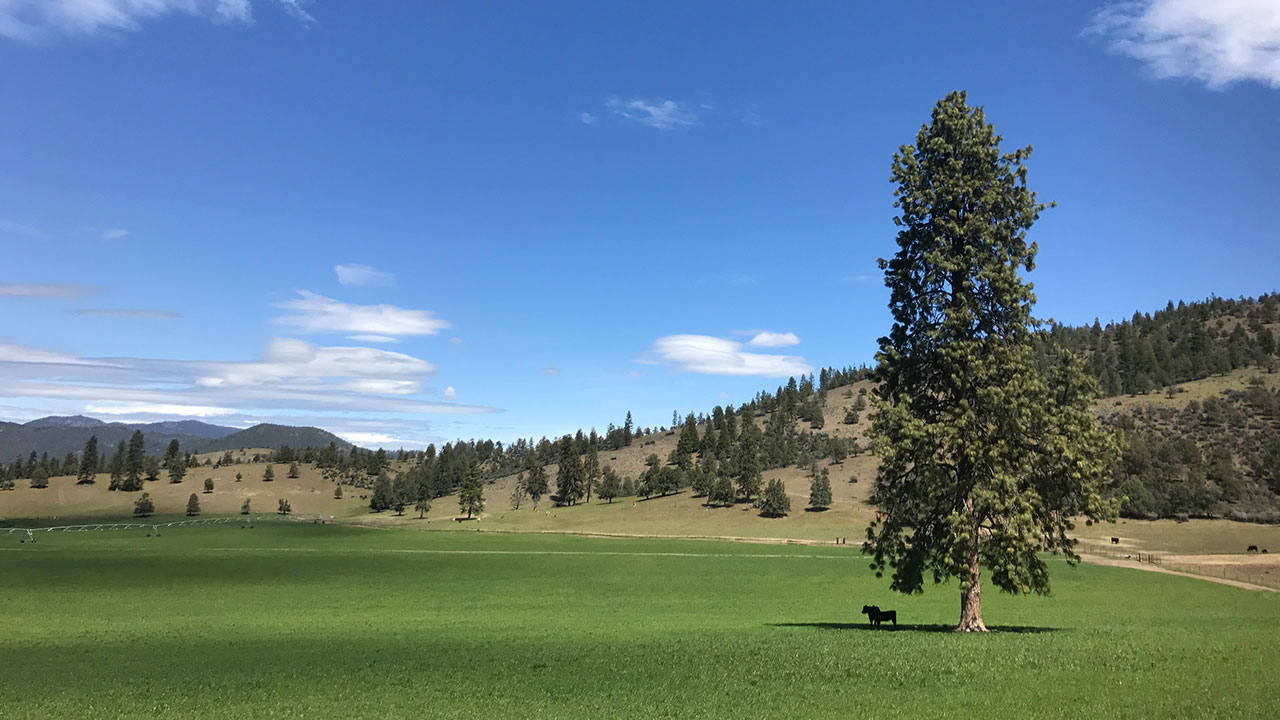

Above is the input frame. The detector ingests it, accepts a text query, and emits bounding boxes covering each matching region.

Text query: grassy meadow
[2,522,1278,719]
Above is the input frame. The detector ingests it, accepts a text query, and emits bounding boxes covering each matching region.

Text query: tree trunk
[957,499,988,632]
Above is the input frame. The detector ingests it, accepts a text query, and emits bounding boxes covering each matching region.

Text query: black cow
[1248,545,1259,553]
[861,605,896,628]
[1111,537,1120,545]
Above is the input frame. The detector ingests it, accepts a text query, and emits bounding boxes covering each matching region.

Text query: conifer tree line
[3,293,1275,527]
[1043,293,1279,396]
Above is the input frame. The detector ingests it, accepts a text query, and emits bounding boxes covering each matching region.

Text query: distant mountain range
[0,416,355,461]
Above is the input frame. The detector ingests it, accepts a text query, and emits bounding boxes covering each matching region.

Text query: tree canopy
[863,91,1120,632]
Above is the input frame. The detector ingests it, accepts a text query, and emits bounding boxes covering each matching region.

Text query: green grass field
[2,522,1277,719]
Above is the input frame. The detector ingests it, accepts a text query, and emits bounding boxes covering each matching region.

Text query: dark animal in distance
[1248,545,1259,553]
[861,605,896,628]
[1111,537,1120,545]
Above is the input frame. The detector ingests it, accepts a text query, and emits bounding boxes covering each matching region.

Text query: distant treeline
[1045,293,1278,396]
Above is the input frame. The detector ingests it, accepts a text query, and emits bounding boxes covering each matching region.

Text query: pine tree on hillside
[164,439,181,470]
[598,467,622,503]
[524,462,549,507]
[458,464,485,519]
[77,435,99,485]
[809,468,832,510]
[760,479,791,518]
[133,492,155,517]
[582,446,600,503]
[143,456,161,482]
[370,472,393,512]
[121,430,145,492]
[554,439,583,506]
[108,440,126,491]
[186,493,201,516]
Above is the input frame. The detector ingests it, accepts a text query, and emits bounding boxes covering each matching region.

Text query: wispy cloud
[448,337,466,346]
[1089,0,1280,89]
[274,290,449,337]
[0,283,102,299]
[335,263,395,287]
[604,97,698,130]
[339,431,412,447]
[579,112,597,125]
[0,0,315,42]
[71,308,182,319]
[442,385,457,400]
[641,334,811,378]
[196,338,434,393]
[86,402,236,417]
[745,331,801,348]
[541,365,561,377]
[0,338,497,418]
[101,227,128,240]
[0,342,113,367]
[0,219,41,237]
[346,334,398,344]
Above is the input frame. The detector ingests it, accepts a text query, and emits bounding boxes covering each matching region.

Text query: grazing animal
[861,605,896,628]
[1248,545,1259,553]
[1111,537,1120,545]
[1263,549,1269,554]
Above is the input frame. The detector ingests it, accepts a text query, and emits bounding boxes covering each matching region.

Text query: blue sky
[2,1,1278,448]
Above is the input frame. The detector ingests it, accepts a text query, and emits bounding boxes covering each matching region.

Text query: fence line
[1089,546,1280,589]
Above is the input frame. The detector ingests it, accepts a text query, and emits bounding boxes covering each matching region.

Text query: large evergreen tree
[77,435,99,485]
[458,464,485,519]
[122,430,146,491]
[864,91,1120,632]
[107,440,126,491]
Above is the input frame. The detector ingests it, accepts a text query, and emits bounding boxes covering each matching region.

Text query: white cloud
[0,0,313,42]
[86,402,236,417]
[746,331,801,348]
[198,337,435,389]
[1090,0,1280,89]
[579,112,597,125]
[0,283,102,299]
[449,337,466,346]
[339,431,409,447]
[101,227,128,240]
[276,0,314,24]
[643,334,811,378]
[442,385,457,400]
[627,369,646,378]
[604,97,698,130]
[0,342,112,366]
[541,365,561,376]
[72,308,182,319]
[347,334,398,344]
[274,290,449,337]
[335,263,395,287]
[0,337,498,417]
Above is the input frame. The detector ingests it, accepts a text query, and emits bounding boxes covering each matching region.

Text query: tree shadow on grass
[768,622,1063,634]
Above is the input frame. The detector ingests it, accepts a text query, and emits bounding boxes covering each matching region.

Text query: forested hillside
[4,294,1278,525]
